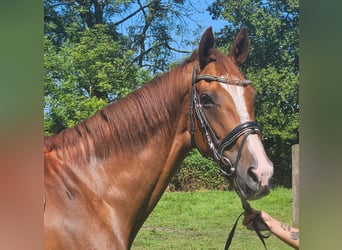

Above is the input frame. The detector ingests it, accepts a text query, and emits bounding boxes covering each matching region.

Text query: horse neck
[48,62,195,245]
[91,62,194,161]
[97,64,194,245]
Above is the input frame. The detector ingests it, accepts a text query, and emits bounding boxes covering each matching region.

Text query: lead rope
[224,200,272,250]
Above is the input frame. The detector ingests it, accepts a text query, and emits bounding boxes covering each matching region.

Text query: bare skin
[243,210,299,249]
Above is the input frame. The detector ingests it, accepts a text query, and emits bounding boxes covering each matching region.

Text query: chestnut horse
[44,27,273,249]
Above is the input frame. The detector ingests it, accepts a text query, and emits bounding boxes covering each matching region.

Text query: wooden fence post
[292,144,299,227]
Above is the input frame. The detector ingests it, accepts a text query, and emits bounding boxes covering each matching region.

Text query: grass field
[133,188,293,249]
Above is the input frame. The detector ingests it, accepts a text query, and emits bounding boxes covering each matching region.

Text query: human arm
[243,210,299,250]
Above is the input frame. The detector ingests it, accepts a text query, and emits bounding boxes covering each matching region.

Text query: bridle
[190,67,271,249]
[190,67,262,177]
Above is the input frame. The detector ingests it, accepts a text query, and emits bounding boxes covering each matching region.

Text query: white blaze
[219,80,249,123]
[219,81,273,186]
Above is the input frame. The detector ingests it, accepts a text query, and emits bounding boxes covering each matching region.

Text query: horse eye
[200,94,214,107]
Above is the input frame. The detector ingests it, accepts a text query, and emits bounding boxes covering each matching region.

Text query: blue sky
[114,0,226,62]
[177,0,226,55]
[186,0,226,31]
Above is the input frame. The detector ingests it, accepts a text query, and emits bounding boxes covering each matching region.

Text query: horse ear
[199,27,216,69]
[228,27,249,64]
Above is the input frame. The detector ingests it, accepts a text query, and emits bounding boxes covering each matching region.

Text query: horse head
[191,27,273,200]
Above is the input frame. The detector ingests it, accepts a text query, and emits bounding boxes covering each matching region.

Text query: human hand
[242,210,272,231]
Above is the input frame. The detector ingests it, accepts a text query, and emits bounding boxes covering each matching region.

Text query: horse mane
[44,53,198,164]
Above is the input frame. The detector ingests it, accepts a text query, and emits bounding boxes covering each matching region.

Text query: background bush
[169,150,230,191]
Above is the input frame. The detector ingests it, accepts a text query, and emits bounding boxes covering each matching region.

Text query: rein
[224,198,272,250]
[189,68,271,249]
[190,68,261,176]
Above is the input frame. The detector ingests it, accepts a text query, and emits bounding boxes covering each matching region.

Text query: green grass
[133,188,293,249]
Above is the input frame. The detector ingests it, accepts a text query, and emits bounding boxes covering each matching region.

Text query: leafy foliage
[250,67,299,142]
[44,25,150,134]
[44,0,205,134]
[249,67,299,186]
[209,0,299,73]
[169,150,228,191]
[44,0,202,73]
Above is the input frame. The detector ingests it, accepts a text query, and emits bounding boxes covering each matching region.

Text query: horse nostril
[247,167,259,184]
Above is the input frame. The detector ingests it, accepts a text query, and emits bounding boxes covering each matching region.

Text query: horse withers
[44,27,273,249]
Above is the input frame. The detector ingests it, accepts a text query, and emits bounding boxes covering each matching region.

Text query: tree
[248,67,299,186]
[44,0,207,134]
[208,0,299,186]
[44,25,151,134]
[44,0,201,73]
[208,0,299,73]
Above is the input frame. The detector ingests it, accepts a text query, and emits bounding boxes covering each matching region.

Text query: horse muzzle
[234,163,273,200]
